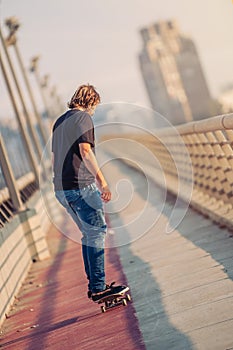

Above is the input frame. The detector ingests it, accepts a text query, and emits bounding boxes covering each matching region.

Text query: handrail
[0,171,35,202]
[154,113,233,135]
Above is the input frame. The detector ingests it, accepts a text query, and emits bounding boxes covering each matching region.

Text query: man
[52,84,128,302]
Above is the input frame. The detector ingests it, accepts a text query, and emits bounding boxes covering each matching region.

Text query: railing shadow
[106,161,194,349]
[108,237,194,348]
[0,317,78,349]
[118,159,233,282]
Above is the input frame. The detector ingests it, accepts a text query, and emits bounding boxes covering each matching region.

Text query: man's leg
[84,217,106,293]
[76,184,107,293]
[55,190,91,291]
[81,239,91,292]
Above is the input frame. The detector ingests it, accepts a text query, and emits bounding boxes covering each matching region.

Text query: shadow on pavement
[119,159,233,282]
[106,161,194,349]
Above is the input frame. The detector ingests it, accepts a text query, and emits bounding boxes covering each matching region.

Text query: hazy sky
[0,0,233,115]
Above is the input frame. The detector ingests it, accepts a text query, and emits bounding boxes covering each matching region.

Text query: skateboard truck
[99,293,131,313]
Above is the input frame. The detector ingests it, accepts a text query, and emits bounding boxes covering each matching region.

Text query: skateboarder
[52,84,128,302]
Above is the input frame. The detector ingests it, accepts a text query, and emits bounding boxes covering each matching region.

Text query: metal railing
[0,16,61,326]
[0,16,60,229]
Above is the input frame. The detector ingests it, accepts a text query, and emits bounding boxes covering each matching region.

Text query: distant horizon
[0,0,233,120]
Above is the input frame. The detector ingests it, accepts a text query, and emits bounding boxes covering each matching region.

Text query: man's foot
[91,282,129,303]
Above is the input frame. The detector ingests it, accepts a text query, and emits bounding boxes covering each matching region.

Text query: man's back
[52,109,95,190]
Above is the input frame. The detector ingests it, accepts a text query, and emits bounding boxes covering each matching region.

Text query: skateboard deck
[98,291,131,313]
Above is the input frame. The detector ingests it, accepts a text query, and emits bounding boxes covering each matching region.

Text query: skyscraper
[139,20,215,125]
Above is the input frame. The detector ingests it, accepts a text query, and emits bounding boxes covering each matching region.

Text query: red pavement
[0,219,145,350]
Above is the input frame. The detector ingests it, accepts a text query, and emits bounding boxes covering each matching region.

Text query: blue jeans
[55,183,107,293]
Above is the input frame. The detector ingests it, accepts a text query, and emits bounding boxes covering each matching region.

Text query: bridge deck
[0,218,145,349]
[1,158,233,349]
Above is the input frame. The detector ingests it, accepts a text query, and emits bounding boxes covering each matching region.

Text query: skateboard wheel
[101,305,106,313]
[122,299,127,306]
[126,294,131,302]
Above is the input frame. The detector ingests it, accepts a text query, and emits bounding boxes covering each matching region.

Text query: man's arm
[51,152,54,167]
[79,143,111,203]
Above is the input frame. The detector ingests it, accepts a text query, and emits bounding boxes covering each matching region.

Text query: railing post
[14,43,49,146]
[0,24,43,161]
[4,17,49,148]
[30,57,53,120]
[0,48,40,186]
[51,85,64,115]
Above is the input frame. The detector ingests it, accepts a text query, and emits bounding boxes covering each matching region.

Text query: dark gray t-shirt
[52,109,95,190]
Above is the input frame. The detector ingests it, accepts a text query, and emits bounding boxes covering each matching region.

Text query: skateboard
[98,291,131,313]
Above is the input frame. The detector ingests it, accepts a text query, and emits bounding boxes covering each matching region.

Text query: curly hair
[68,84,101,109]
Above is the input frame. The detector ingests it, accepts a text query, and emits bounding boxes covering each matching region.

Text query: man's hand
[79,143,111,202]
[101,185,111,203]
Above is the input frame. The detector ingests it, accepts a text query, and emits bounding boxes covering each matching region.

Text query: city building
[139,20,216,125]
[218,84,233,114]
